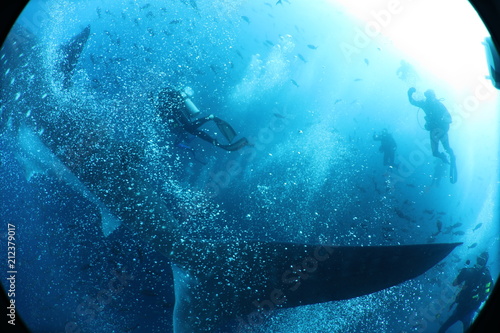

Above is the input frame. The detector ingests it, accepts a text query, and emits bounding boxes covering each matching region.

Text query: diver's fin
[171,241,461,332]
[449,155,457,184]
[214,117,237,143]
[218,137,249,151]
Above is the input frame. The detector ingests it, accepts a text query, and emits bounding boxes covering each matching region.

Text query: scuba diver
[407,87,457,183]
[438,252,493,333]
[155,86,249,151]
[373,128,397,167]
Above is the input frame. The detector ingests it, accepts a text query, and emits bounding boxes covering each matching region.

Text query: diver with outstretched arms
[407,87,457,183]
[155,86,249,151]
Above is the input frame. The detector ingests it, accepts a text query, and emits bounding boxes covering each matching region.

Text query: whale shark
[2,25,461,333]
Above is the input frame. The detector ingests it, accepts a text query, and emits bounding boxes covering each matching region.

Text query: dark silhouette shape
[59,25,90,89]
[439,252,493,333]
[407,87,457,183]
[156,87,248,151]
[373,128,397,167]
[407,87,454,163]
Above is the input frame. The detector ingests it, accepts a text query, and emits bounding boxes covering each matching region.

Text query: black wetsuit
[156,87,249,151]
[408,91,454,163]
[157,88,217,146]
[373,131,397,167]
[438,265,493,332]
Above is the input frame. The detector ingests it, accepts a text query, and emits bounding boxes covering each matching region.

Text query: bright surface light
[332,0,490,89]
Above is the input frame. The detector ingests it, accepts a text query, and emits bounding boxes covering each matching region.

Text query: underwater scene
[1,0,499,332]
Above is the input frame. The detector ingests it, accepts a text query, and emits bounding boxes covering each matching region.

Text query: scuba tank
[179,86,200,117]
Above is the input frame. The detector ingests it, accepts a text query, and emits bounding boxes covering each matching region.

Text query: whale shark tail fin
[171,241,461,332]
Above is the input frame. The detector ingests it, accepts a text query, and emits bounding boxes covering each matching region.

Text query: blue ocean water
[0,0,499,332]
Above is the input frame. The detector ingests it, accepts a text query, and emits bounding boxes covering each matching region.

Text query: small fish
[180,0,198,10]
[276,0,283,5]
[452,230,465,236]
[334,99,342,105]
[273,113,286,119]
[364,58,369,65]
[307,44,318,50]
[264,40,274,47]
[264,2,273,8]
[355,185,366,193]
[241,16,251,24]
[451,222,463,229]
[436,220,442,233]
[354,78,362,82]
[468,243,478,249]
[297,54,307,63]
[140,3,151,10]
[291,79,299,87]
[169,19,182,25]
[209,64,220,74]
[141,289,158,297]
[423,209,434,214]
[473,223,483,232]
[431,220,442,237]
[394,208,415,223]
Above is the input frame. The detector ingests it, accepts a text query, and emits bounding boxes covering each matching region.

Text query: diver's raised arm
[407,87,424,108]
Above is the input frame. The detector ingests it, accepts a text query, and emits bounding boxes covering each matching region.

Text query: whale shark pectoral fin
[280,242,462,307]
[18,126,121,237]
[100,207,122,237]
[170,241,461,332]
[59,25,91,89]
[16,152,46,181]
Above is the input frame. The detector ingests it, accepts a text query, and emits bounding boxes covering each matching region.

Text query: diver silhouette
[155,86,249,151]
[373,128,397,167]
[438,252,493,333]
[407,87,457,183]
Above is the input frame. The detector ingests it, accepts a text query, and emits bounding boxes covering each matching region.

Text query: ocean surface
[1,0,499,332]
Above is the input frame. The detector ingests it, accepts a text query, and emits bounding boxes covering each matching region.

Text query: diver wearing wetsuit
[373,128,397,167]
[407,87,454,164]
[438,252,493,333]
[156,87,248,151]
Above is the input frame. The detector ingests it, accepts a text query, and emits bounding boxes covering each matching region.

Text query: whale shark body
[2,25,460,333]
